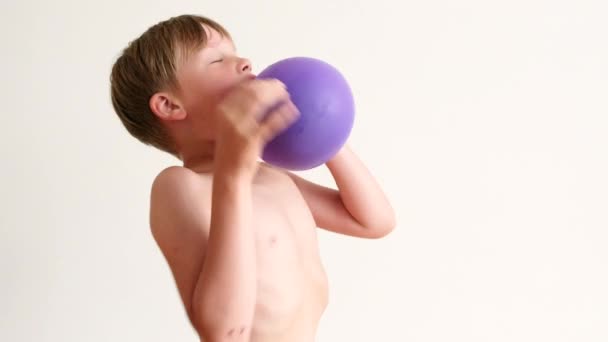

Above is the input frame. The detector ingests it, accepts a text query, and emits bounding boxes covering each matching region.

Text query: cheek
[213,77,241,100]
[207,67,244,98]
[183,68,241,110]
[184,79,223,110]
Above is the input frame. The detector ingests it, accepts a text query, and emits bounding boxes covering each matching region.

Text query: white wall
[2,0,607,341]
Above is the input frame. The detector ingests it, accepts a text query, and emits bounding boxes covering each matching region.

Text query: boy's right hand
[213,79,300,178]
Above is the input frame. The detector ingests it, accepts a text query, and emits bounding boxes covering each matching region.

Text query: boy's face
[175,25,253,137]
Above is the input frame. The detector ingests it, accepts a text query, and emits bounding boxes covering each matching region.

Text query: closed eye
[211,59,223,64]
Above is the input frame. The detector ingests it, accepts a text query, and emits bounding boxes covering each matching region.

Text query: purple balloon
[258,57,355,171]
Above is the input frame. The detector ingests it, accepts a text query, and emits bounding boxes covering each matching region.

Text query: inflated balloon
[258,57,355,171]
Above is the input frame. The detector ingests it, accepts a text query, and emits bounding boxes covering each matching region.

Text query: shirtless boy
[110,14,396,342]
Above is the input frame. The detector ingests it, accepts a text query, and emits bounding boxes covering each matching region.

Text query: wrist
[214,162,255,185]
[326,144,350,167]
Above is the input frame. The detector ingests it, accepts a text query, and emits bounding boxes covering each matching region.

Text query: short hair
[110,14,230,158]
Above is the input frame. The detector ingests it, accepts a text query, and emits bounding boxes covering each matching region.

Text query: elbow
[191,301,253,342]
[367,222,396,239]
[364,212,397,239]
[192,312,248,342]
[190,303,210,341]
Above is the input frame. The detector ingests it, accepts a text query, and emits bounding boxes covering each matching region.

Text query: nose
[237,58,252,73]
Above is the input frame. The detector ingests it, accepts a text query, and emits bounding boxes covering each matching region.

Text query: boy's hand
[214,79,299,178]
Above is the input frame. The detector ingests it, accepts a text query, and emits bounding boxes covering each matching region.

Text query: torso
[154,163,329,342]
[247,164,329,341]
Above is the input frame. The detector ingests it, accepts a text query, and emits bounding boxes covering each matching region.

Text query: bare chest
[248,177,328,333]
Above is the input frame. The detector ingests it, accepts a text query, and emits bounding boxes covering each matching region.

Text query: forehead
[202,24,233,49]
[176,24,234,72]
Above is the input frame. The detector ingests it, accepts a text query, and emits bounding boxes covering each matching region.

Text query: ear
[149,92,187,122]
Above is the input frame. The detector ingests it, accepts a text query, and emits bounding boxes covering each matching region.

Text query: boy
[110,14,395,342]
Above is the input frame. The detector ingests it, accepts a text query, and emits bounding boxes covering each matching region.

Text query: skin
[148,25,396,341]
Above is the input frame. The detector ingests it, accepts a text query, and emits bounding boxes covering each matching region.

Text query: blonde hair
[110,15,230,158]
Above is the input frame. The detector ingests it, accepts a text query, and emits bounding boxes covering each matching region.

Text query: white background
[2,0,607,341]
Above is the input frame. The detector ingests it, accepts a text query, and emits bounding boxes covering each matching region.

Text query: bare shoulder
[149,166,213,319]
[150,166,212,232]
[257,162,299,189]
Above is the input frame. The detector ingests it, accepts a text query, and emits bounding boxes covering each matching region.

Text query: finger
[257,101,300,142]
[249,80,291,120]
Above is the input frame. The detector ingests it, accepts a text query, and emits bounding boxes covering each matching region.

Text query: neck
[180,140,216,173]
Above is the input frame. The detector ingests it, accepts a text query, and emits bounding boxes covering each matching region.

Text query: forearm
[326,145,396,231]
[192,171,257,339]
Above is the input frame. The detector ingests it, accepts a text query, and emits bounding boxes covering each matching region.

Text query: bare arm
[325,144,396,231]
[150,167,257,341]
[193,78,297,339]
[151,79,297,341]
[192,170,257,340]
[286,144,396,238]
